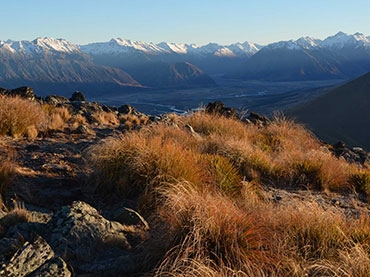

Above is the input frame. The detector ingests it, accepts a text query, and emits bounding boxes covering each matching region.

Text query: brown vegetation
[88,111,370,275]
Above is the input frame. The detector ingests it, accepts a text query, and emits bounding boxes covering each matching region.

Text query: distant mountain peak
[32,37,80,53]
[81,39,262,57]
[0,37,80,54]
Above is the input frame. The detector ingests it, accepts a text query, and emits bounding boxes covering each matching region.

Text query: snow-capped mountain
[235,32,370,81]
[0,37,81,55]
[81,39,262,57]
[81,38,165,55]
[264,32,370,51]
[1,32,370,96]
[81,38,262,76]
[321,31,370,49]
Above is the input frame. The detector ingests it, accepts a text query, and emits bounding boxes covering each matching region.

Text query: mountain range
[1,32,370,96]
[235,32,370,81]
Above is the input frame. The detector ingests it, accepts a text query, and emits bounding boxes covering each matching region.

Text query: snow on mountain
[263,32,370,51]
[296,37,321,49]
[0,37,80,54]
[266,40,302,50]
[156,42,199,54]
[33,37,80,53]
[228,41,262,55]
[81,39,262,57]
[81,38,166,55]
[321,31,370,49]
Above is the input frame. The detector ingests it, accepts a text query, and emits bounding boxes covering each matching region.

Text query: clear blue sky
[1,0,370,45]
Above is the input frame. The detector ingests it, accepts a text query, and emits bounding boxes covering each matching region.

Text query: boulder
[0,236,71,277]
[246,112,271,126]
[205,101,237,118]
[46,201,135,269]
[118,104,137,115]
[69,91,86,102]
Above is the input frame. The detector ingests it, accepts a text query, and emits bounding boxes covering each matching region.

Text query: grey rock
[0,236,54,277]
[28,257,71,277]
[47,201,132,267]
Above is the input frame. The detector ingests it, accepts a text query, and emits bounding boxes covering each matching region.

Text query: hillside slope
[289,71,370,150]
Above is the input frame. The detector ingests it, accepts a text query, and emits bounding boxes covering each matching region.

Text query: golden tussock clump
[0,96,48,138]
[87,111,370,275]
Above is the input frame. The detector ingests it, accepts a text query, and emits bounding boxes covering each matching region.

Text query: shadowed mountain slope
[289,71,370,150]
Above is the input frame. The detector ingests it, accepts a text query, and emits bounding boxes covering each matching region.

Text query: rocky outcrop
[330,141,370,165]
[0,87,36,101]
[44,95,69,105]
[0,201,149,276]
[69,91,86,102]
[205,101,237,118]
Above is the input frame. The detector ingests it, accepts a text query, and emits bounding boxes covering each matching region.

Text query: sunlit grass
[87,111,370,275]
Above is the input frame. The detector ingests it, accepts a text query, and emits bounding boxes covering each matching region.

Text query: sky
[1,0,370,46]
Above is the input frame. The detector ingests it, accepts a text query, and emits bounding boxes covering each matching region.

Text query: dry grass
[153,184,274,276]
[0,96,48,138]
[92,111,120,126]
[0,147,16,210]
[0,203,30,237]
[87,111,370,275]
[119,114,149,129]
[43,104,72,130]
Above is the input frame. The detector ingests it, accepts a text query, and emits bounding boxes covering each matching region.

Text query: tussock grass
[43,105,72,130]
[119,114,149,129]
[0,96,48,138]
[92,111,119,126]
[88,111,370,275]
[0,202,30,237]
[0,147,16,209]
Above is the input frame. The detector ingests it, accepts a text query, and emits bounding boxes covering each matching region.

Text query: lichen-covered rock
[47,201,132,267]
[28,257,71,277]
[0,236,54,277]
